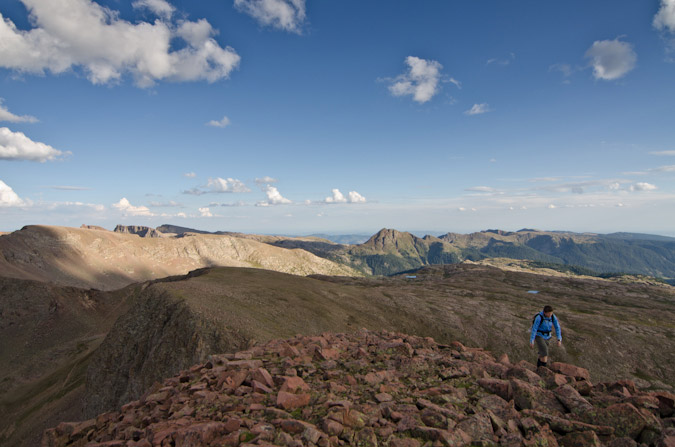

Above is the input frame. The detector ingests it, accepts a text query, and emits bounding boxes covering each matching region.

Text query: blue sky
[1,0,675,236]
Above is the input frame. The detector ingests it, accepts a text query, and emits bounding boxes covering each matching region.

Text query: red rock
[506,366,544,386]
[550,362,591,381]
[653,391,675,417]
[276,391,311,410]
[342,409,368,428]
[560,430,602,446]
[456,413,493,442]
[280,376,310,393]
[322,418,344,436]
[510,379,565,414]
[252,380,273,394]
[252,368,274,388]
[375,392,393,403]
[477,378,512,401]
[554,384,593,414]
[173,422,229,446]
[388,437,421,447]
[498,353,510,365]
[585,403,649,439]
[658,435,675,447]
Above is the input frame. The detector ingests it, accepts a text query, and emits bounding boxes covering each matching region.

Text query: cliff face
[113,225,167,238]
[45,330,675,447]
[84,284,249,417]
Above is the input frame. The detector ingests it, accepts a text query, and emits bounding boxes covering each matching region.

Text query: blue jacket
[530,312,562,344]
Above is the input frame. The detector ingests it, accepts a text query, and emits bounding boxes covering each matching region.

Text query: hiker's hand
[530,342,534,349]
[557,340,562,347]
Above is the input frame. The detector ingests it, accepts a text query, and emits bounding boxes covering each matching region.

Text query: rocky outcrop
[113,225,167,238]
[46,330,675,447]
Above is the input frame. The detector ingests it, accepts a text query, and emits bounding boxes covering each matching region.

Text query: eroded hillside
[0,225,359,290]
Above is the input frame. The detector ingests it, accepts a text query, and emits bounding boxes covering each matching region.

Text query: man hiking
[530,305,562,368]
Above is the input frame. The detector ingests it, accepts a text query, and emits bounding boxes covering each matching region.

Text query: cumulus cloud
[0,179,26,207]
[630,182,657,191]
[585,38,637,81]
[234,0,306,33]
[0,127,66,162]
[0,0,240,87]
[198,207,213,217]
[388,56,446,104]
[464,103,492,115]
[184,177,250,195]
[324,188,366,204]
[257,185,291,206]
[132,0,175,20]
[0,100,38,123]
[255,176,278,185]
[654,0,675,33]
[206,116,231,127]
[112,197,154,216]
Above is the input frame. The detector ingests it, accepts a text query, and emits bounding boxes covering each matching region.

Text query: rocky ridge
[44,330,675,447]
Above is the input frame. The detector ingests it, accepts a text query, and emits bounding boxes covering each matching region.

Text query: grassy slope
[155,265,675,389]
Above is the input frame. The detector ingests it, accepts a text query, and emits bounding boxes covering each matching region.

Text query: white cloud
[132,0,175,20]
[0,0,240,87]
[234,0,306,33]
[0,99,38,123]
[585,38,637,81]
[184,172,196,178]
[487,53,515,66]
[656,165,675,172]
[148,200,182,207]
[112,197,154,216]
[654,0,675,33]
[257,185,291,206]
[388,56,445,104]
[348,191,366,203]
[630,182,657,191]
[206,177,250,193]
[650,150,675,156]
[465,186,497,193]
[548,204,557,209]
[464,103,492,115]
[0,127,66,162]
[184,177,250,195]
[255,176,278,185]
[198,207,213,217]
[324,188,367,204]
[0,179,26,207]
[325,188,346,203]
[206,116,231,127]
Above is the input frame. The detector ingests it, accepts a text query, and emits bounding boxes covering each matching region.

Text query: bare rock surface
[0,225,359,290]
[44,330,674,447]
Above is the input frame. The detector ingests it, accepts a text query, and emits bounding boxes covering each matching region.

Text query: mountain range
[1,223,674,446]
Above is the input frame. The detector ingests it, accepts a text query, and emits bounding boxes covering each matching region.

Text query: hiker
[529,305,562,368]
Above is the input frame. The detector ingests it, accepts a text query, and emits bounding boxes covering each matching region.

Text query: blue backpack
[532,312,557,336]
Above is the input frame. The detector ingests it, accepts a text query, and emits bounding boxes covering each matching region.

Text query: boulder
[550,363,591,382]
[554,384,593,414]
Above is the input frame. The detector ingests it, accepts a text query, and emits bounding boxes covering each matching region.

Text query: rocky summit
[43,330,675,447]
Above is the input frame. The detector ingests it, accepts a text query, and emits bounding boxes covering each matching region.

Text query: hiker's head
[543,305,553,318]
